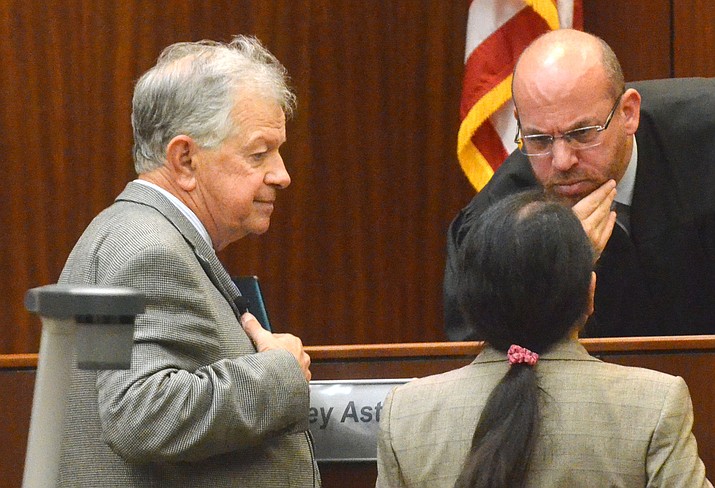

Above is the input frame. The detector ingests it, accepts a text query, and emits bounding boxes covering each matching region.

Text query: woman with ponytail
[376,191,710,488]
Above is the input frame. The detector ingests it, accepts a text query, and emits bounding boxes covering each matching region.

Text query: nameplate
[309,379,412,462]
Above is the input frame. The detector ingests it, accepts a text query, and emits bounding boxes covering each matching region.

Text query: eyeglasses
[514,94,623,157]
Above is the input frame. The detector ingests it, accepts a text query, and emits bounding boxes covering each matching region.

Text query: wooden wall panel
[583,0,672,81]
[673,0,715,77]
[0,368,34,487]
[584,0,715,80]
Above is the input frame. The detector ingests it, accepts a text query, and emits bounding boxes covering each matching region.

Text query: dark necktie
[614,201,631,236]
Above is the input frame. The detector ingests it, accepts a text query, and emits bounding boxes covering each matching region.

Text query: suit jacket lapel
[115,182,243,318]
[631,129,684,244]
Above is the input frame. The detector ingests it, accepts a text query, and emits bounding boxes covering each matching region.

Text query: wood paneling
[673,0,715,76]
[0,368,35,488]
[2,1,715,354]
[583,0,673,80]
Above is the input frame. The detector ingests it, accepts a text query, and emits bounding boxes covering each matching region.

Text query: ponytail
[454,364,539,488]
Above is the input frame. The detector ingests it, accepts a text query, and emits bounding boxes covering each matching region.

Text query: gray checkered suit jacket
[57,182,320,487]
[377,340,711,487]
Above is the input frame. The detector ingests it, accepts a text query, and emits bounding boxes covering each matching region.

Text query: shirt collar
[615,137,637,206]
[133,179,213,247]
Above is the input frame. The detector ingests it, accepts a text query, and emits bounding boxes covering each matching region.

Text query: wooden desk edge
[0,353,40,369]
[3,336,714,368]
[303,335,715,360]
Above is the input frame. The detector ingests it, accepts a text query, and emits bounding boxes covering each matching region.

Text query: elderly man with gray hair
[58,36,320,487]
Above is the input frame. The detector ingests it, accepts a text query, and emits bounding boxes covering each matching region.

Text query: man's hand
[241,312,312,381]
[572,179,617,258]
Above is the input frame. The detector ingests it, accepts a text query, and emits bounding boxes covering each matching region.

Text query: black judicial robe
[444,78,715,340]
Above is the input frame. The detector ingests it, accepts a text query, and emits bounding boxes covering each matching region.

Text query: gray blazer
[58,182,320,487]
[376,340,711,488]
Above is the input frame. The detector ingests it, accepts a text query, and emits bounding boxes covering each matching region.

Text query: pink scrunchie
[507,344,539,366]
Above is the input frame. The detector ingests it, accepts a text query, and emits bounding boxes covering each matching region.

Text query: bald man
[445,30,715,340]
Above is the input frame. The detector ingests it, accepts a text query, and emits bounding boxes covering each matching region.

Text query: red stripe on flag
[460,7,551,120]
[471,121,510,172]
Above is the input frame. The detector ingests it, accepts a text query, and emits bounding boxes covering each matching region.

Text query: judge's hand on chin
[571,179,618,259]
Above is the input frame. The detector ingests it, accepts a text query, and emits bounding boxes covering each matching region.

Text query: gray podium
[23,284,145,488]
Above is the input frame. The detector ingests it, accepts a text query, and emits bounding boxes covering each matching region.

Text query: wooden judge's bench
[2,336,714,487]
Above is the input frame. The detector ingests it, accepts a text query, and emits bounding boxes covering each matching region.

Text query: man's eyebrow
[245,131,285,147]
[245,134,267,146]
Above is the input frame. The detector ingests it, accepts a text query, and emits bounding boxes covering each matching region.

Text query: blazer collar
[116,181,209,253]
[473,338,598,365]
[115,182,242,311]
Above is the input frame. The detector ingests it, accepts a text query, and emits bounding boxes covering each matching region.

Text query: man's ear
[166,135,197,192]
[621,88,641,136]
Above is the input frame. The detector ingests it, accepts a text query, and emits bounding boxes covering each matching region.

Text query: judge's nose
[550,139,579,172]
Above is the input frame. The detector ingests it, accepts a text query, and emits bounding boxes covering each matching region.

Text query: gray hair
[131,35,297,174]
